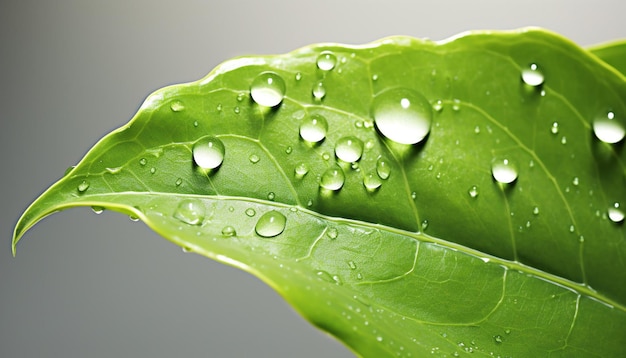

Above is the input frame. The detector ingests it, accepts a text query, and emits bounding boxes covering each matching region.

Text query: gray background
[1,1,623,357]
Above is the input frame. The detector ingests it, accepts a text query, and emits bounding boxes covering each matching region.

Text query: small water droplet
[236,92,245,102]
[139,158,147,166]
[91,206,104,214]
[320,165,345,191]
[491,158,518,184]
[421,220,429,231]
[193,136,225,170]
[569,225,575,233]
[572,177,579,186]
[255,210,286,238]
[335,136,364,162]
[249,154,260,164]
[533,206,540,215]
[245,208,256,217]
[363,172,382,191]
[250,71,286,107]
[411,191,417,199]
[221,226,236,236]
[468,185,479,198]
[608,203,625,223]
[593,110,625,143]
[432,99,443,112]
[316,51,337,71]
[327,227,338,239]
[175,178,183,186]
[295,72,302,81]
[452,99,461,111]
[561,136,567,145]
[267,192,276,201]
[322,152,330,161]
[551,122,559,134]
[348,260,357,270]
[493,335,503,344]
[294,163,309,179]
[77,180,90,193]
[312,81,326,100]
[521,63,544,87]
[216,103,223,111]
[193,120,199,127]
[376,336,383,342]
[150,167,156,174]
[372,74,379,81]
[170,100,185,112]
[129,215,139,222]
[300,114,328,143]
[371,88,432,145]
[234,106,240,114]
[474,125,481,134]
[174,200,204,225]
[285,146,293,154]
[376,157,391,180]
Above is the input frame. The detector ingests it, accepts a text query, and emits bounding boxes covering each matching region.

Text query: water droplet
[91,206,104,214]
[170,100,185,112]
[569,225,575,233]
[322,152,330,161]
[139,158,147,166]
[432,99,443,112]
[300,114,328,143]
[493,335,503,344]
[249,154,260,164]
[327,227,338,239]
[221,226,236,236]
[233,106,240,114]
[371,88,432,145]
[551,122,559,134]
[250,71,286,107]
[255,210,286,238]
[421,220,429,231]
[533,206,540,215]
[608,203,624,223]
[285,146,293,154]
[193,136,225,170]
[376,157,391,180]
[216,103,223,111]
[129,215,139,222]
[174,200,204,225]
[175,178,183,186]
[468,185,479,198]
[593,110,625,143]
[236,92,245,102]
[77,180,90,193]
[335,136,364,162]
[320,165,345,191]
[245,208,256,217]
[363,172,382,191]
[348,260,357,270]
[316,51,337,71]
[312,81,326,100]
[193,120,199,127]
[376,336,383,342]
[150,167,156,174]
[267,192,276,200]
[491,158,518,184]
[561,136,567,145]
[572,177,579,186]
[521,63,544,86]
[372,74,379,81]
[295,72,302,81]
[452,99,461,111]
[294,163,309,178]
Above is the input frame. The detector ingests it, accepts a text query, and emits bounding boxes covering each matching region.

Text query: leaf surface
[588,39,626,77]
[13,28,626,357]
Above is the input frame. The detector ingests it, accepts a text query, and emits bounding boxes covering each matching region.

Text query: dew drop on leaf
[432,99,443,112]
[371,87,432,145]
[316,51,337,71]
[150,167,156,174]
[175,177,183,186]
[521,63,544,86]
[312,81,326,100]
[267,192,276,200]
[170,100,185,112]
[139,158,147,166]
[593,110,625,143]
[320,165,345,191]
[77,180,90,193]
[608,203,625,223]
[91,206,104,214]
[249,154,260,164]
[295,72,302,81]
[245,208,256,217]
[335,136,364,162]
[294,162,309,178]
[493,335,503,344]
[173,199,205,226]
[299,114,328,143]
[233,106,240,114]
[533,206,540,215]
[255,210,287,238]
[192,136,225,170]
[551,122,559,134]
[363,172,382,191]
[376,156,391,180]
[327,227,338,239]
[491,158,518,184]
[468,185,479,198]
[221,226,236,236]
[250,71,286,107]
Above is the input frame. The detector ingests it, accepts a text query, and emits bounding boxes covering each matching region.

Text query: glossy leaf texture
[13,28,626,357]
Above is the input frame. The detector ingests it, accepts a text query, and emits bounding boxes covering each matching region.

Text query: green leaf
[13,28,626,356]
[588,39,626,77]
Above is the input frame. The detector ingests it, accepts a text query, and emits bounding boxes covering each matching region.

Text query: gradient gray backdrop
[1,1,623,357]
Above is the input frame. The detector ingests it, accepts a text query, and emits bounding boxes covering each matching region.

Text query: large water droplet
[335,136,364,162]
[608,203,625,223]
[316,51,337,71]
[300,114,328,143]
[376,157,391,179]
[371,88,432,145]
[320,165,345,191]
[193,136,225,170]
[255,210,287,238]
[521,63,544,87]
[174,200,204,225]
[312,81,326,100]
[363,173,382,191]
[491,158,518,184]
[250,71,286,107]
[593,111,625,144]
